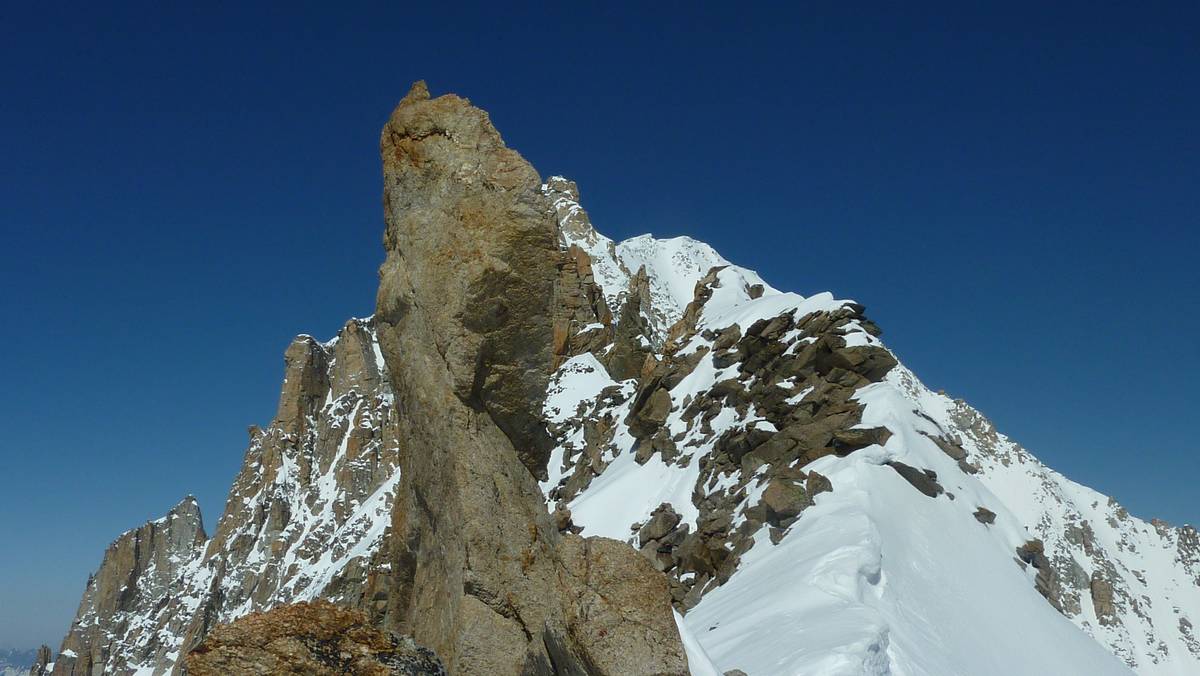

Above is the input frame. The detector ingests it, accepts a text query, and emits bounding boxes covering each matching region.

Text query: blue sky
[1,2,1197,650]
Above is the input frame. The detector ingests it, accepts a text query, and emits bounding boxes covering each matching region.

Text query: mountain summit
[47,84,1199,675]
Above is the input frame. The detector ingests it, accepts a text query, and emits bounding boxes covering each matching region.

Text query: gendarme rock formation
[46,83,1200,676]
[370,81,686,674]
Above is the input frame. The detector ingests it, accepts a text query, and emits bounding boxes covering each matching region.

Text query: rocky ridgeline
[50,83,688,676]
[46,83,1200,675]
[54,318,404,674]
[543,288,903,608]
[534,122,1198,672]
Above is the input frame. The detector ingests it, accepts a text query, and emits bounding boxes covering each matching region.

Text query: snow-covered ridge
[544,176,775,341]
[541,176,1198,675]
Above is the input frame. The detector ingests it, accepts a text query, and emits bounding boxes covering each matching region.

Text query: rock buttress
[373,82,688,675]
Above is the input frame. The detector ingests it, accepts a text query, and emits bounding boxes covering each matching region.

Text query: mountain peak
[47,86,1200,676]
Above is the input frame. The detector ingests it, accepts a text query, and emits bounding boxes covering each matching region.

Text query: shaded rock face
[372,82,687,675]
[185,601,444,675]
[886,461,945,499]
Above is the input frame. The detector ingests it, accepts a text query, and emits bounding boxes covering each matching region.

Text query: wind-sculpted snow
[540,178,1196,675]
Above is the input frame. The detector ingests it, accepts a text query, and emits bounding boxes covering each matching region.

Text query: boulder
[973,507,997,525]
[885,461,944,498]
[185,601,445,675]
[639,504,683,546]
[1090,573,1117,625]
[761,479,811,526]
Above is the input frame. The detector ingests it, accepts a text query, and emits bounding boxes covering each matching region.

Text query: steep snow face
[541,180,1197,675]
[901,371,1200,675]
[52,318,401,676]
[615,234,774,336]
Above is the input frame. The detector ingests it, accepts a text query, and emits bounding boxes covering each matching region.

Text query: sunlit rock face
[49,84,1199,676]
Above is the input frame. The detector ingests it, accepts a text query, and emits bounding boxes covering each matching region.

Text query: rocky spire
[53,497,206,675]
[373,82,687,674]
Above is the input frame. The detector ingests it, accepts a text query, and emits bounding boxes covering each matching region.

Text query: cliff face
[53,318,404,675]
[54,497,205,674]
[371,81,686,675]
[49,83,687,676]
[47,83,1200,676]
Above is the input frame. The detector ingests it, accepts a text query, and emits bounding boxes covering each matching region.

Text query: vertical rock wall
[372,82,687,675]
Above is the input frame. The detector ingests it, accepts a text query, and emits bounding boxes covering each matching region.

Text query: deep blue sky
[2,2,1197,650]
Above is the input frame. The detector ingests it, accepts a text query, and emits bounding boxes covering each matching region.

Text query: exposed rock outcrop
[31,646,52,676]
[185,601,444,675]
[45,81,1200,676]
[372,81,687,675]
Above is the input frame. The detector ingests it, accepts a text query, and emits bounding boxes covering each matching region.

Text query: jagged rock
[886,461,944,498]
[806,471,833,496]
[53,496,206,675]
[552,504,580,534]
[31,646,52,676]
[639,503,683,546]
[831,426,892,454]
[761,479,811,526]
[1017,540,1063,612]
[51,316,405,675]
[185,601,445,675]
[974,507,997,525]
[373,82,687,675]
[1091,573,1117,625]
[606,267,656,380]
[552,244,614,365]
[627,384,672,439]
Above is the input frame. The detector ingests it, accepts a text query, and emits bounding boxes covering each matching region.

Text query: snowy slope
[541,176,1199,675]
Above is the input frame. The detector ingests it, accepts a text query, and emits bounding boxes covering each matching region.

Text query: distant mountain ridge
[45,83,1199,675]
[0,648,37,676]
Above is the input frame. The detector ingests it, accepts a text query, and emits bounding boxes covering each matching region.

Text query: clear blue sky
[2,2,1197,650]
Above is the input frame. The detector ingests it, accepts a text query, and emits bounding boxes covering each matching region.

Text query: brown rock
[805,471,833,496]
[373,82,687,675]
[1090,573,1117,625]
[761,479,811,526]
[185,601,444,675]
[30,646,51,676]
[639,503,683,546]
[885,461,944,498]
[973,507,997,525]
